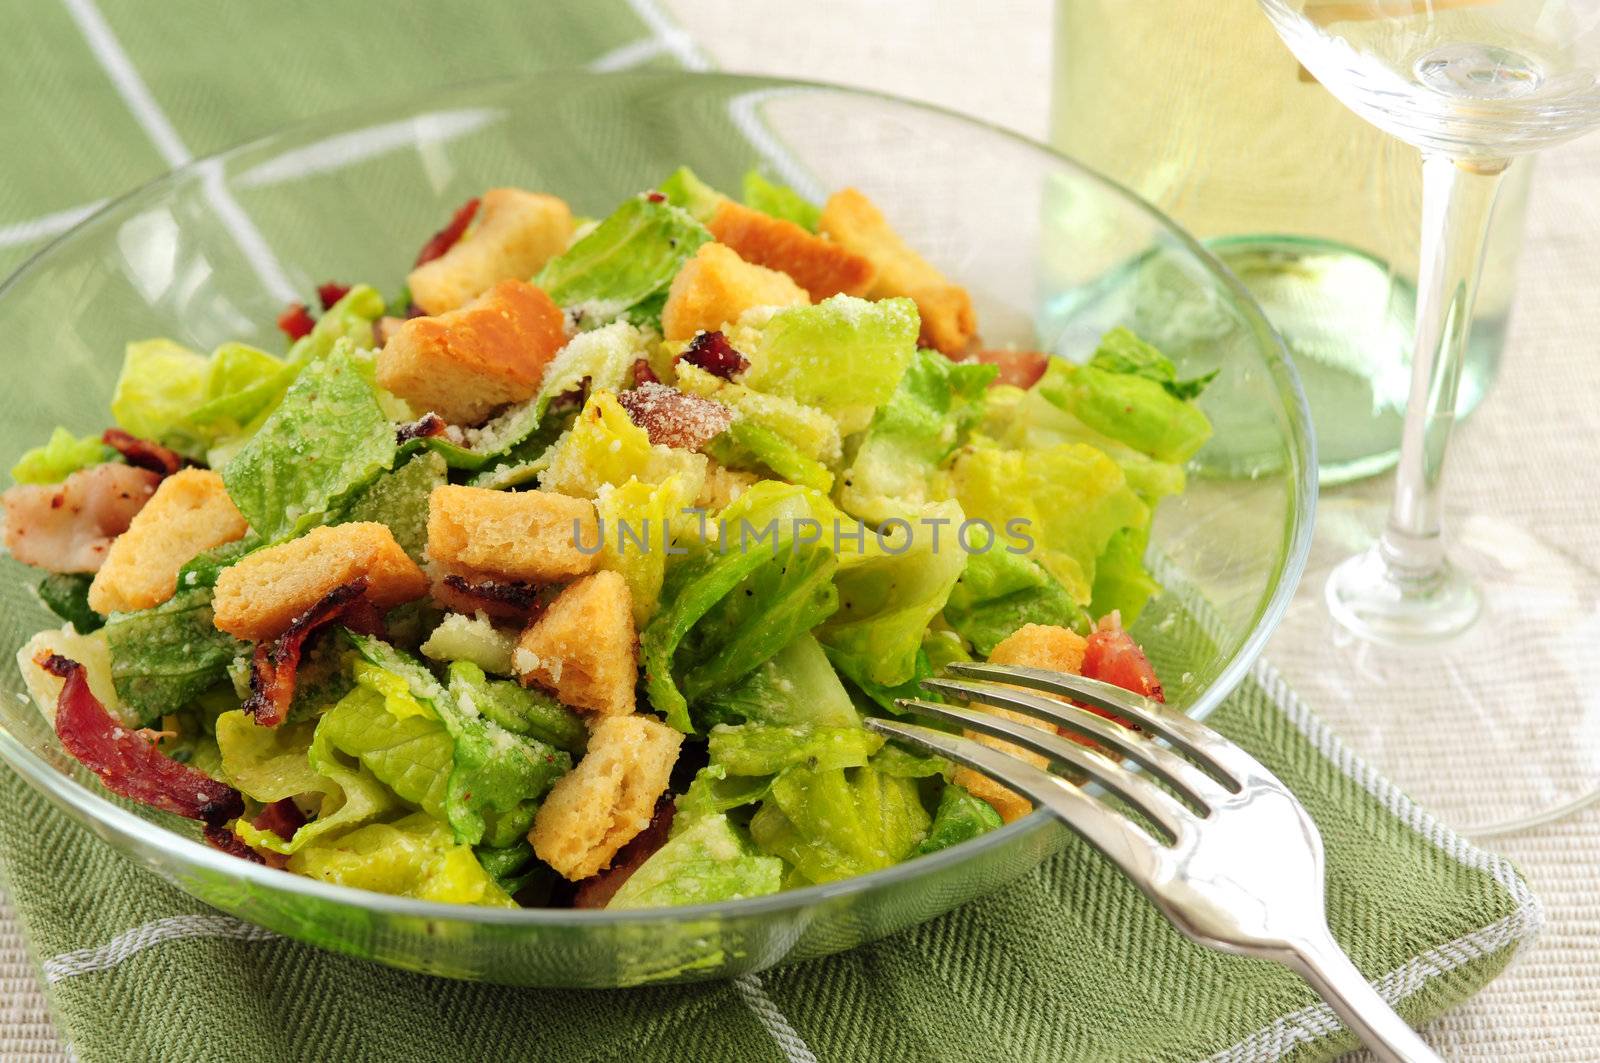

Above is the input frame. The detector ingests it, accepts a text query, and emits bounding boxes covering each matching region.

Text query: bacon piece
[678,330,749,379]
[40,653,243,826]
[973,348,1050,390]
[276,303,316,341]
[317,282,352,311]
[617,382,732,451]
[631,357,660,387]
[204,825,266,864]
[572,800,674,909]
[243,579,385,728]
[101,428,186,478]
[413,197,481,268]
[644,191,666,204]
[2,463,160,574]
[435,573,548,623]
[396,412,449,445]
[1082,613,1165,703]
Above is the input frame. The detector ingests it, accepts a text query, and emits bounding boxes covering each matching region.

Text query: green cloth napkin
[0,3,1539,1061]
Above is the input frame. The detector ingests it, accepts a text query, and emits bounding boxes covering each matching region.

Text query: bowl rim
[0,69,1317,929]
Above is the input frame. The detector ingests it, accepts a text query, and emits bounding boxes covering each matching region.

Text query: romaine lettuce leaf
[838,349,995,522]
[103,588,246,726]
[1036,337,1213,465]
[222,342,395,542]
[749,763,930,885]
[739,295,920,435]
[182,343,298,452]
[539,390,707,501]
[596,472,696,627]
[949,440,1145,605]
[335,450,447,563]
[742,171,820,231]
[944,548,1091,656]
[674,361,841,465]
[286,284,386,364]
[607,812,783,909]
[674,764,773,830]
[1090,525,1162,626]
[1088,326,1218,402]
[712,422,833,494]
[110,339,211,450]
[698,634,859,728]
[317,680,453,820]
[657,166,727,224]
[445,661,586,756]
[419,613,518,676]
[474,839,555,901]
[534,194,710,329]
[915,782,1002,855]
[533,320,648,415]
[9,427,117,485]
[34,572,102,632]
[287,811,516,907]
[708,723,882,776]
[214,710,325,801]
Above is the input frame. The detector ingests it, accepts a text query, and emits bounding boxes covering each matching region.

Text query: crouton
[706,201,876,301]
[530,713,682,880]
[212,522,428,641]
[377,279,566,426]
[660,242,809,341]
[408,188,575,315]
[954,623,1089,823]
[87,469,248,614]
[426,485,598,584]
[818,188,977,355]
[515,570,635,717]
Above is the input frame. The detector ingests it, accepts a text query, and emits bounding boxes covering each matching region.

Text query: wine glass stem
[1381,153,1508,586]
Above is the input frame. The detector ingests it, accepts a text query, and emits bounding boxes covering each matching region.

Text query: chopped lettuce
[915,783,1003,855]
[1090,525,1162,626]
[657,166,727,224]
[183,343,298,454]
[944,548,1090,656]
[446,661,586,756]
[739,295,919,435]
[222,342,395,543]
[949,440,1145,605]
[708,723,882,776]
[674,765,774,829]
[215,711,325,802]
[839,349,995,522]
[534,194,710,329]
[34,573,102,633]
[698,634,859,728]
[102,589,246,726]
[286,284,386,363]
[817,498,967,690]
[713,422,833,494]
[533,321,647,415]
[608,813,783,909]
[17,624,120,722]
[287,812,516,907]
[317,680,454,820]
[1088,326,1217,402]
[596,473,696,627]
[539,390,707,501]
[749,763,930,885]
[1036,339,1213,465]
[742,171,820,231]
[419,612,518,676]
[674,361,841,465]
[9,427,116,485]
[335,450,447,563]
[110,339,210,448]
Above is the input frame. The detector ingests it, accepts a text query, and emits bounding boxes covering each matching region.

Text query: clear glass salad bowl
[0,72,1314,987]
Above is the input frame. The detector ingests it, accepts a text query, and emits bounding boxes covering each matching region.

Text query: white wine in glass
[1260,0,1600,834]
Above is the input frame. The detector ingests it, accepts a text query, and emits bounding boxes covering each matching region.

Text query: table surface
[5,1,1599,1059]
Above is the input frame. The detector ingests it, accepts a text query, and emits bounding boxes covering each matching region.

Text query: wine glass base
[1270,497,1600,837]
[1325,545,1481,644]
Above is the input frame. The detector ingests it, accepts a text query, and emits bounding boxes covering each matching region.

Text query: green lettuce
[336,450,446,563]
[9,427,116,485]
[698,634,859,728]
[712,422,833,494]
[839,349,995,522]
[539,390,707,500]
[1090,525,1162,625]
[317,671,454,820]
[419,613,518,676]
[596,473,697,627]
[445,661,586,756]
[34,573,102,633]
[749,763,931,885]
[674,361,841,465]
[608,812,783,909]
[534,194,710,328]
[222,342,395,543]
[915,783,1003,855]
[110,339,210,447]
[1036,332,1213,465]
[657,166,727,224]
[742,171,820,231]
[674,765,774,829]
[103,588,246,726]
[287,812,516,907]
[533,320,648,415]
[944,548,1090,656]
[707,723,883,777]
[738,295,919,435]
[1087,326,1217,402]
[286,285,385,363]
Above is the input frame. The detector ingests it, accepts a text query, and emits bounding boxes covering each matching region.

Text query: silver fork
[869,661,1443,1063]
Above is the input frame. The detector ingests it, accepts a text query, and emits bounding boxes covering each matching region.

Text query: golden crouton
[212,522,429,641]
[954,623,1089,823]
[515,570,636,717]
[660,242,809,341]
[818,188,977,355]
[426,485,598,584]
[408,188,575,315]
[530,713,682,880]
[706,201,876,301]
[87,469,248,614]
[377,279,566,426]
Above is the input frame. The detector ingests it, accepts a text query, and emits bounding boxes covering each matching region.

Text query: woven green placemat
[0,3,1539,1060]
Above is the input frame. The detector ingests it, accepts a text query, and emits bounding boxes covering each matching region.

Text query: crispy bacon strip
[436,574,548,624]
[39,653,243,827]
[413,197,481,267]
[101,428,186,478]
[317,282,352,311]
[396,412,448,445]
[679,330,749,379]
[277,302,316,341]
[204,825,266,864]
[572,801,674,909]
[244,579,385,727]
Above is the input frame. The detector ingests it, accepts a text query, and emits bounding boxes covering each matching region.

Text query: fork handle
[1286,933,1444,1063]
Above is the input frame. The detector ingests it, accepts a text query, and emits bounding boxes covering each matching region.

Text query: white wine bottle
[1051,0,1532,483]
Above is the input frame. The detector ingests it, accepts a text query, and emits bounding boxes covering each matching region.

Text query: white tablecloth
[4,1,1597,1058]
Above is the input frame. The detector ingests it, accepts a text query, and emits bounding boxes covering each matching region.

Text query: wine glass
[1259,0,1600,834]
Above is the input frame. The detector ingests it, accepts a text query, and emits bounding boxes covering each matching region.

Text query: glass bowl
[0,72,1314,987]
